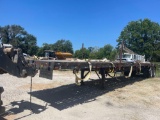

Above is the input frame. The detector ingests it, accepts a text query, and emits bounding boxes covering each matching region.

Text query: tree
[0,25,27,46]
[19,34,37,55]
[103,44,113,59]
[52,39,73,53]
[95,44,116,60]
[37,40,74,57]
[0,25,37,55]
[88,46,99,59]
[109,49,117,61]
[74,48,90,59]
[74,44,117,60]
[36,43,52,56]
[117,19,160,61]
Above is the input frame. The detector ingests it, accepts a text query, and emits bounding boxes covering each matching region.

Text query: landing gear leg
[100,68,105,89]
[80,69,85,85]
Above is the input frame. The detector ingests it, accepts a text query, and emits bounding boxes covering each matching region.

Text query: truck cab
[122,53,134,62]
[0,43,13,48]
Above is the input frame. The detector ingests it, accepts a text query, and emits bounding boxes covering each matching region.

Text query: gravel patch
[0,71,160,120]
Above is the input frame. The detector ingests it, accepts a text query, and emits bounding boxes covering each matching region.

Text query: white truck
[119,53,145,62]
[117,43,146,63]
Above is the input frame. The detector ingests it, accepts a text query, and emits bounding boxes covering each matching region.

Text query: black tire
[131,71,136,77]
[124,71,136,77]
[149,68,153,78]
[0,100,3,106]
[152,67,156,77]
[143,68,152,78]
[124,71,129,76]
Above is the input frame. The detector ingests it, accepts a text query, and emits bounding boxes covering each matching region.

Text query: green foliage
[88,46,99,59]
[37,40,74,57]
[0,25,37,55]
[74,44,117,60]
[36,43,53,56]
[19,34,37,55]
[74,48,90,59]
[117,18,160,61]
[52,39,73,53]
[0,25,117,60]
[110,49,117,61]
[95,44,117,60]
[0,25,27,46]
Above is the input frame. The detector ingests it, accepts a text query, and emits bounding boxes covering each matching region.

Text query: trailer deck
[35,60,156,88]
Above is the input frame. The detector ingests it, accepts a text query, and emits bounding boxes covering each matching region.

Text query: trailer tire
[149,68,152,78]
[147,68,153,78]
[131,71,136,77]
[143,68,152,78]
[152,67,156,77]
[0,100,3,106]
[124,71,129,76]
[124,71,136,77]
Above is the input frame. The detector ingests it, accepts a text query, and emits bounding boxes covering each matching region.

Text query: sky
[0,0,160,51]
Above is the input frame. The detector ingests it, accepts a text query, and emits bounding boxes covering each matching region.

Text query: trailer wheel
[143,68,152,78]
[124,71,129,76]
[152,67,156,77]
[147,68,153,78]
[149,68,153,78]
[0,100,3,106]
[131,71,136,77]
[124,71,136,77]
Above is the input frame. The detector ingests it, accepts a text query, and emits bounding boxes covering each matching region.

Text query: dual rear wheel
[143,67,156,78]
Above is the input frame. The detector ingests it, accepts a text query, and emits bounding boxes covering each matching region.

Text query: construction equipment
[43,50,72,60]
[0,44,37,113]
[0,44,36,77]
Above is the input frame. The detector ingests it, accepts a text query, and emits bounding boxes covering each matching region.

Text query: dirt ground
[0,71,160,120]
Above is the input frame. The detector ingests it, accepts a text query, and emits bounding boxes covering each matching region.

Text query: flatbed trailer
[0,46,157,114]
[0,45,156,88]
[35,59,156,88]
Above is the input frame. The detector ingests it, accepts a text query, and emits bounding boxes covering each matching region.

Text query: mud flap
[39,69,53,80]
[39,62,54,80]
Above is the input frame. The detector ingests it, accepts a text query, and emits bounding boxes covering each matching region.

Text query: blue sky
[0,0,160,51]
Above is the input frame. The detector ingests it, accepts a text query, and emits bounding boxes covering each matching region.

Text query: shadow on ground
[30,76,146,110]
[3,100,47,119]
[7,100,47,114]
[0,116,6,120]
